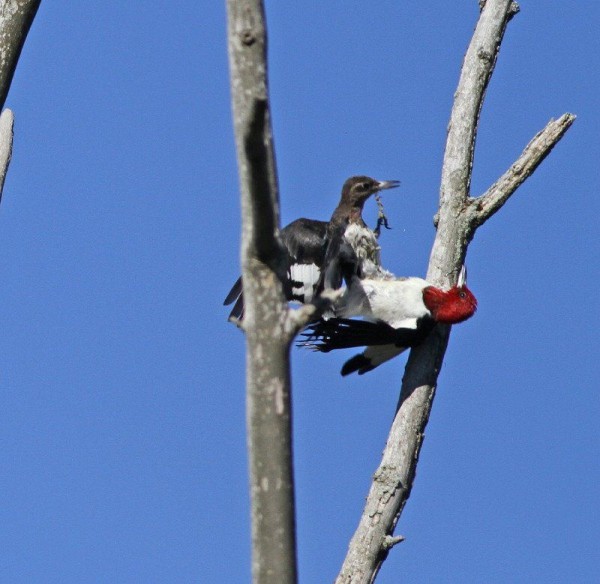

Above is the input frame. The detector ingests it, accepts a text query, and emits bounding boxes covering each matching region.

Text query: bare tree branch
[438,0,519,213]
[0,1,42,207]
[0,108,14,202]
[469,113,576,228]
[226,1,297,583]
[336,2,574,582]
[0,0,41,206]
[0,0,41,112]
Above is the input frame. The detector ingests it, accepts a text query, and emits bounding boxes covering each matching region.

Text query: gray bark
[226,1,296,583]
[0,0,41,112]
[336,2,575,582]
[0,1,42,202]
[0,108,13,201]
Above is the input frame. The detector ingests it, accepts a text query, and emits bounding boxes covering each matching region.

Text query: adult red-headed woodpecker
[302,266,477,375]
[224,176,400,320]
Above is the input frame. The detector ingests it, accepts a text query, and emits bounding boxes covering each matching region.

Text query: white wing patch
[290,263,320,303]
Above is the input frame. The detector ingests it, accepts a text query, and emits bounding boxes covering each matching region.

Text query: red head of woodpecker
[422,266,477,324]
[302,265,478,375]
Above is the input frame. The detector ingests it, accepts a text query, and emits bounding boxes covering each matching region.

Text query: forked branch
[336,2,575,582]
[469,113,575,228]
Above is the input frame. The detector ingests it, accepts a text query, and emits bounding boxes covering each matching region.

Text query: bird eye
[459,291,466,299]
[361,182,370,190]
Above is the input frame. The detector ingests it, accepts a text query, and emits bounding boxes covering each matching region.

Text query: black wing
[223,276,242,306]
[281,218,331,304]
[301,317,436,376]
[280,218,328,265]
[223,276,245,321]
[300,317,435,352]
[317,221,361,296]
[223,218,329,320]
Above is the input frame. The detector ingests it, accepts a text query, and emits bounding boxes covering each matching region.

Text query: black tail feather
[299,317,436,353]
[224,276,243,306]
[341,353,376,376]
[224,276,245,320]
[299,318,399,351]
[228,293,245,321]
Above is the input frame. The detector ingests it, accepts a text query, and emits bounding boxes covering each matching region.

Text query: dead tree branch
[336,2,575,582]
[0,0,41,204]
[0,0,41,112]
[469,113,575,227]
[0,108,14,201]
[226,1,297,583]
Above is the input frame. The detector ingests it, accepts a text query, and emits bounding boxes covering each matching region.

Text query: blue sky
[0,2,598,583]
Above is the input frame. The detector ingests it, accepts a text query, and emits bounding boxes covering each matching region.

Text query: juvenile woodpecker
[224,176,399,320]
[303,266,477,375]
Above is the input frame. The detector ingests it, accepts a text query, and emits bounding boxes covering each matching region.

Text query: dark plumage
[224,176,399,320]
[304,317,435,376]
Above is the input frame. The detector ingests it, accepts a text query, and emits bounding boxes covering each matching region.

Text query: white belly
[342,277,430,328]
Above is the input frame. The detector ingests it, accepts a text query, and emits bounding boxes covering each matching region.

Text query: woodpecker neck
[422,284,477,324]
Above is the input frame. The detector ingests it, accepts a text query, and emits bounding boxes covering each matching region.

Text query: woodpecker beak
[457,265,467,287]
[376,180,401,191]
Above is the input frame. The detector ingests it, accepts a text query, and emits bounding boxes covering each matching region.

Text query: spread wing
[281,218,328,303]
[223,218,329,320]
